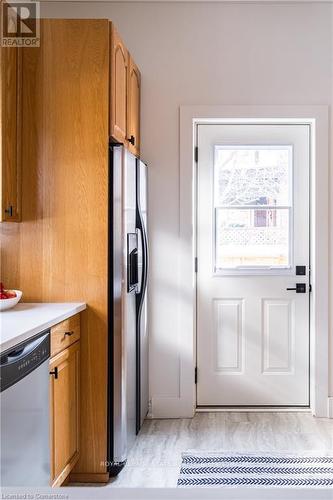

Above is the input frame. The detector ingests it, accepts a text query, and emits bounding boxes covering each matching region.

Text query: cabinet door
[110,25,128,144]
[0,47,22,221]
[127,55,141,156]
[50,341,80,486]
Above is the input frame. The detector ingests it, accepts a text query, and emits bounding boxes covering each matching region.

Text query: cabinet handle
[127,135,135,146]
[4,206,13,217]
[50,367,58,379]
[64,330,74,336]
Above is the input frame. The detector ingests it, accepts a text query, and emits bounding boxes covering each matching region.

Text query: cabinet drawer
[51,314,80,357]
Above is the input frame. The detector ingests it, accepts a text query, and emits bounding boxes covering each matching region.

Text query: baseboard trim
[69,472,109,483]
[328,397,333,418]
[151,396,195,418]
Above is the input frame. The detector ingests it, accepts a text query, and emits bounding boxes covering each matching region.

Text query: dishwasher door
[0,331,50,486]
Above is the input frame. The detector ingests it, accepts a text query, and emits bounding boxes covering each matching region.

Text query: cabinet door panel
[0,47,22,221]
[110,26,128,143]
[50,341,80,486]
[127,56,141,156]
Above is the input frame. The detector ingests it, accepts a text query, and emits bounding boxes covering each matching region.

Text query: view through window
[214,145,293,270]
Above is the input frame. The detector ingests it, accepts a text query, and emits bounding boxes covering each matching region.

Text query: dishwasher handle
[0,331,50,393]
[1,332,49,367]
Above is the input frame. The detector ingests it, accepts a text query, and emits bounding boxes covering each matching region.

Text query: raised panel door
[197,124,310,406]
[110,25,128,144]
[127,55,141,156]
[50,341,80,486]
[0,47,22,221]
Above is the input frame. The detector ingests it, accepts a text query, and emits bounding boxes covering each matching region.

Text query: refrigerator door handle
[127,233,139,293]
[136,223,148,302]
[129,248,139,290]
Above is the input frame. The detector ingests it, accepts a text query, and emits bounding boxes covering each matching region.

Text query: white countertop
[0,302,86,353]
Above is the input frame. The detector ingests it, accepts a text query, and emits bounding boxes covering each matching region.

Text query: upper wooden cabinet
[110,24,141,156]
[0,47,22,222]
[0,22,141,228]
[127,55,141,157]
[110,26,128,144]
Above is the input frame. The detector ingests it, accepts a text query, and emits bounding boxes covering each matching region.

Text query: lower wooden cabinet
[49,339,80,487]
[51,313,80,358]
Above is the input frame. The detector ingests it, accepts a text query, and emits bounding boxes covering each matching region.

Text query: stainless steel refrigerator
[108,144,149,476]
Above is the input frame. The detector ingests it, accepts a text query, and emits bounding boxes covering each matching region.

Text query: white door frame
[179,105,329,418]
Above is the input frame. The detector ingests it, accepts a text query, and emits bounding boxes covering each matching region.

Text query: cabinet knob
[50,367,58,379]
[127,135,135,146]
[4,206,13,217]
[64,330,74,336]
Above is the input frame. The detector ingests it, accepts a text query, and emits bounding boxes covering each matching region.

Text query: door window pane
[214,146,292,207]
[213,145,293,271]
[215,208,290,269]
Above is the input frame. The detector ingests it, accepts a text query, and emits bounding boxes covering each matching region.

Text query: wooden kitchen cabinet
[51,313,81,357]
[50,338,80,487]
[2,19,142,484]
[127,55,141,157]
[110,25,141,156]
[0,47,22,222]
[110,25,128,144]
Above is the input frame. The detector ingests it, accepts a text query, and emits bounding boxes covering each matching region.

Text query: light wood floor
[107,412,333,488]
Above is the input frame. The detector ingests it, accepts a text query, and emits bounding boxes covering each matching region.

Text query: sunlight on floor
[107,412,333,488]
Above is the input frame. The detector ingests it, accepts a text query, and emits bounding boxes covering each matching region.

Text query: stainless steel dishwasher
[0,330,50,486]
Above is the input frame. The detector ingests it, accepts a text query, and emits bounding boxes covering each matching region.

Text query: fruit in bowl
[0,284,17,299]
[0,283,22,311]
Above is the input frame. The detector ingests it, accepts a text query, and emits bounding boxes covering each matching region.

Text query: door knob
[286,283,306,293]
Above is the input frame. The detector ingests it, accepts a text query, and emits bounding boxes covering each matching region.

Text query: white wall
[42,1,333,415]
[329,5,333,410]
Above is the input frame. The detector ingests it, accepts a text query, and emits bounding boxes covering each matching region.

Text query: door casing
[176,105,329,419]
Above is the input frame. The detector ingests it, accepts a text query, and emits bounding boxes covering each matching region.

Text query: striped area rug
[177,452,333,488]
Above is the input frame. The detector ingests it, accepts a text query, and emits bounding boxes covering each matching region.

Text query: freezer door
[136,159,149,432]
[109,145,137,468]
[109,144,126,466]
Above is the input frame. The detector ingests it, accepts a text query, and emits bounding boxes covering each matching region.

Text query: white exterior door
[196,124,310,406]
